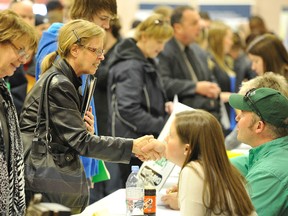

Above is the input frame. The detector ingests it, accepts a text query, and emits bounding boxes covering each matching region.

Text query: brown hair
[175,110,255,215]
[247,34,288,79]
[0,9,38,52]
[170,5,195,27]
[70,0,117,21]
[249,15,268,35]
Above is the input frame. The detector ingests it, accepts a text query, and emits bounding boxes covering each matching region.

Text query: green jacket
[231,136,288,216]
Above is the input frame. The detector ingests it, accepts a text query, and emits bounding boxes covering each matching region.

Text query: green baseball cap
[229,87,288,128]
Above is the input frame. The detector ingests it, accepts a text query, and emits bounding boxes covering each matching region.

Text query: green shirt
[231,136,288,216]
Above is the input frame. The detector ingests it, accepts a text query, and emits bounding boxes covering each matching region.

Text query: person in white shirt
[163,110,257,215]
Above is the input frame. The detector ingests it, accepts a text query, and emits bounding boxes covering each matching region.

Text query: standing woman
[0,10,38,215]
[164,110,257,216]
[20,19,164,214]
[207,21,236,134]
[247,33,288,79]
[107,13,174,186]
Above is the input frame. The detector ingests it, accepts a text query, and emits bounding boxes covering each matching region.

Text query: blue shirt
[231,136,288,215]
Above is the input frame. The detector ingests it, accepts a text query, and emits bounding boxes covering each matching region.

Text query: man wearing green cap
[229,87,288,215]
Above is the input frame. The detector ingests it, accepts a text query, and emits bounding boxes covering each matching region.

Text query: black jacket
[158,38,221,119]
[94,40,120,136]
[233,52,256,92]
[20,59,133,213]
[5,66,27,116]
[107,38,168,138]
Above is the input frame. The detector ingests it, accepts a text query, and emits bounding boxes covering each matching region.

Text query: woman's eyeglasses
[72,30,104,57]
[80,45,105,57]
[244,88,264,120]
[8,41,30,60]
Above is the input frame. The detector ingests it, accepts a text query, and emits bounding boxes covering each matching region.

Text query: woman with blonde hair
[208,21,236,134]
[107,13,174,186]
[164,110,257,216]
[0,9,38,215]
[20,19,165,213]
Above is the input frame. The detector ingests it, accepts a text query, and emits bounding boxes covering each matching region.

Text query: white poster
[280,7,288,50]
[138,99,193,191]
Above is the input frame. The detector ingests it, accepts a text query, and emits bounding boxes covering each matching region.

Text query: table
[73,147,249,216]
[73,188,180,216]
[73,166,181,216]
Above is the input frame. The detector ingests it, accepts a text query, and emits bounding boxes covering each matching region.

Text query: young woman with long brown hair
[247,33,288,79]
[163,110,257,215]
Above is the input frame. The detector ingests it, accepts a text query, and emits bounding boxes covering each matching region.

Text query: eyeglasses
[244,88,264,120]
[72,29,104,57]
[8,40,30,60]
[80,45,105,57]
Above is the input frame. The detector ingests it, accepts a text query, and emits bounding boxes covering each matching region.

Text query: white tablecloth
[73,166,181,216]
[73,188,180,216]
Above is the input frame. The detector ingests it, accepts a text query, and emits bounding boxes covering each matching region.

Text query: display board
[138,100,193,191]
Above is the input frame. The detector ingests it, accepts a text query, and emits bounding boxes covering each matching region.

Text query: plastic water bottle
[126,165,144,216]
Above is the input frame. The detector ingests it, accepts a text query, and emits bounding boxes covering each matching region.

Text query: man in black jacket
[158,6,221,119]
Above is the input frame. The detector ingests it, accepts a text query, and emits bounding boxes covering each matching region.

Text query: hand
[84,106,95,135]
[166,184,178,194]
[196,81,221,99]
[220,91,231,103]
[161,190,179,210]
[141,138,166,160]
[165,101,174,115]
[132,136,166,161]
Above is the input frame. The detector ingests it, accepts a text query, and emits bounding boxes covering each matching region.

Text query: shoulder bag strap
[34,72,58,142]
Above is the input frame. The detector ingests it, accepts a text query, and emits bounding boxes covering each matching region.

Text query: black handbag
[23,71,89,214]
[23,72,59,204]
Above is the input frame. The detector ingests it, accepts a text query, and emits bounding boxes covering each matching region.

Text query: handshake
[132,135,166,161]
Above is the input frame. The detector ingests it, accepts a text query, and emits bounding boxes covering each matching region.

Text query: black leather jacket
[20,59,133,213]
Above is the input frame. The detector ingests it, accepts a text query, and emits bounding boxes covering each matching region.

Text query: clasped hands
[132,136,179,210]
[84,109,166,161]
[132,135,166,161]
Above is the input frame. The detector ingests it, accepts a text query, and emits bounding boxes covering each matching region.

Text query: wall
[117,0,288,38]
[1,0,287,38]
[253,0,288,35]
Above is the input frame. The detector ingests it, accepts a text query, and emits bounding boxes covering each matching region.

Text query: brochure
[80,75,97,118]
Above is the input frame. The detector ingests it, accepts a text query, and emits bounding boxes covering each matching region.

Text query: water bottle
[126,165,144,216]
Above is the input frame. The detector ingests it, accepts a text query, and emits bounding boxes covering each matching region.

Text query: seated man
[229,87,288,215]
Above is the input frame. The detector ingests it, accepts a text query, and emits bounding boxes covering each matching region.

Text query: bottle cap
[131,165,140,172]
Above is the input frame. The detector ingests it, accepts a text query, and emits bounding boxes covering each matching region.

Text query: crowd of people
[0,0,288,215]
